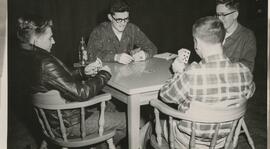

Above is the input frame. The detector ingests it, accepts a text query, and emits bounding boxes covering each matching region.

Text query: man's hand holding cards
[178,48,190,63]
[131,48,147,62]
[84,58,103,76]
[172,48,190,73]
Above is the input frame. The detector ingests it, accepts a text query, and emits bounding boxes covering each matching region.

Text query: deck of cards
[84,58,103,76]
[132,50,146,62]
[178,48,190,64]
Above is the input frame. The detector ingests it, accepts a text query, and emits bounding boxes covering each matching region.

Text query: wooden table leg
[128,95,140,149]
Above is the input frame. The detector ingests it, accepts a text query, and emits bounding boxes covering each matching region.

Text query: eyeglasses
[216,11,236,18]
[111,15,129,23]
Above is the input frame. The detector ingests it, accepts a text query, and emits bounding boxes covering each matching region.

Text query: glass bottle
[78,37,88,65]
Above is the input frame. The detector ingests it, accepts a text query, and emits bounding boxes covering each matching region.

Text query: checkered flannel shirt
[159,54,255,141]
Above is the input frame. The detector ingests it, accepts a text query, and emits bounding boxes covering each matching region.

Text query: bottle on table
[78,37,88,65]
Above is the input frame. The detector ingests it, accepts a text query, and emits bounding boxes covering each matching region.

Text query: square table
[102,58,173,149]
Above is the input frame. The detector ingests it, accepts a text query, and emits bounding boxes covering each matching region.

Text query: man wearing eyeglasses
[87,1,157,64]
[216,0,256,72]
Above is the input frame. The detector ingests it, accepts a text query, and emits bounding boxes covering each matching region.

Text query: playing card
[84,57,103,76]
[178,48,190,63]
[133,50,146,62]
[95,57,103,70]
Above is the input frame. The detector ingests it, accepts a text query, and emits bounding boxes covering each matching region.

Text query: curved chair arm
[150,99,246,123]
[33,91,112,110]
[150,99,191,120]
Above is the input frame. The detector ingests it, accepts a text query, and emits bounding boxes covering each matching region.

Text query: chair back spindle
[210,123,220,149]
[99,101,106,136]
[169,116,175,149]
[81,107,86,138]
[40,108,56,139]
[57,109,68,142]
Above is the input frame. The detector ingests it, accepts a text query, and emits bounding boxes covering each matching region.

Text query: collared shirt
[159,54,255,148]
[86,22,157,62]
[223,23,257,72]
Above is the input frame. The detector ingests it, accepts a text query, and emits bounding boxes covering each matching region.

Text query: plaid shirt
[159,54,255,148]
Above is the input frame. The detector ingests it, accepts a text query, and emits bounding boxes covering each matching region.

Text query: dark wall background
[7,1,267,148]
[8,0,262,67]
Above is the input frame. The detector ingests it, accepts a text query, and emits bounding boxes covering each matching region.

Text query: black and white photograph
[4,0,268,149]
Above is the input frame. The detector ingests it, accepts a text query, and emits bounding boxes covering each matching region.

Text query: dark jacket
[23,46,111,101]
[20,46,111,136]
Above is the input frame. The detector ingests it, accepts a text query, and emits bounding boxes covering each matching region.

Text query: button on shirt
[223,23,256,72]
[86,22,157,62]
[159,54,255,148]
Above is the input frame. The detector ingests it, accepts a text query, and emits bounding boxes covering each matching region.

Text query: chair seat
[47,128,116,148]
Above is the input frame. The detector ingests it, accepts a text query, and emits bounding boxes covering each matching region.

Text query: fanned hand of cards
[178,48,190,64]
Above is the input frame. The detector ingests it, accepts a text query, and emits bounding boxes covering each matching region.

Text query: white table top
[104,58,173,95]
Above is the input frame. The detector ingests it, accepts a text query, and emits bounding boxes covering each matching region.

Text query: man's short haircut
[110,1,130,15]
[17,14,53,43]
[192,16,225,44]
[216,0,240,11]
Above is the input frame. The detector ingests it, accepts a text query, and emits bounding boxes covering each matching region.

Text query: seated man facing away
[86,0,157,64]
[159,16,255,148]
[16,14,126,147]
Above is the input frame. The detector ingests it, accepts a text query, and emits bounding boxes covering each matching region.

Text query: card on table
[153,52,177,60]
[178,48,190,63]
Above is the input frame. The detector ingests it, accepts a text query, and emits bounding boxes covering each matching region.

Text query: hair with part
[192,16,225,44]
[109,0,130,15]
[17,14,53,43]
[216,0,240,11]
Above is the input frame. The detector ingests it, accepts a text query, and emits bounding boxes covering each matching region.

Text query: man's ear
[193,38,198,50]
[233,11,239,19]
[194,38,203,58]
[29,35,37,45]
[108,14,112,21]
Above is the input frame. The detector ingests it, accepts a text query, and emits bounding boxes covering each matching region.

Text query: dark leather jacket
[21,46,111,101]
[20,46,111,137]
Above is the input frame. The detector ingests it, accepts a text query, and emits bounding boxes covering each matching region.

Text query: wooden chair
[32,90,116,149]
[150,99,255,149]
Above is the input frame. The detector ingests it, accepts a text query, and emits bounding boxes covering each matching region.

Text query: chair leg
[241,120,255,149]
[40,140,48,149]
[233,118,243,148]
[107,138,116,149]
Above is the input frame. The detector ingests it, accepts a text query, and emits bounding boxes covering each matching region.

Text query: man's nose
[218,16,225,20]
[51,38,55,44]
